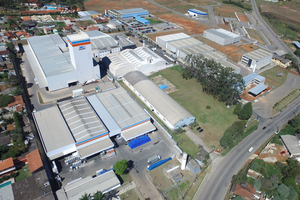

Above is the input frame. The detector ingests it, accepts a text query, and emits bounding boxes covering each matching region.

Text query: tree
[253,179,261,191]
[238,102,252,120]
[289,115,300,130]
[294,49,300,57]
[233,102,242,115]
[113,159,128,175]
[277,184,290,200]
[79,193,90,200]
[93,191,104,200]
[0,94,14,107]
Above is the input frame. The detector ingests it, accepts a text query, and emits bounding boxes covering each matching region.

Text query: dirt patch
[260,4,300,24]
[240,83,272,102]
[240,44,259,52]
[258,143,288,163]
[236,13,249,22]
[157,13,210,34]
[6,123,15,131]
[227,52,243,63]
[0,85,7,92]
[150,75,179,94]
[217,24,231,31]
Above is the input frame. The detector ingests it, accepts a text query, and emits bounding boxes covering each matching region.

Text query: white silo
[181,152,187,170]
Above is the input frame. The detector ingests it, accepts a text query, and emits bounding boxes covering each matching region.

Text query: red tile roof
[234,183,255,199]
[4,32,16,39]
[0,50,9,56]
[0,158,14,171]
[22,16,31,21]
[5,95,25,108]
[63,26,72,30]
[16,105,23,112]
[26,149,43,173]
[15,31,27,37]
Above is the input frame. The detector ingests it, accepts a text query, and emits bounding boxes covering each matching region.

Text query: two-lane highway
[198,97,300,200]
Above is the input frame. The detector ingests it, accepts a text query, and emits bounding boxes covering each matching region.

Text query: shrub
[253,179,261,191]
[113,159,128,175]
[238,102,253,120]
[233,102,242,115]
[206,105,211,109]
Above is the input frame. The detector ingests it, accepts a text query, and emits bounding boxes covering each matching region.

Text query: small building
[280,135,300,158]
[135,17,150,25]
[0,26,5,32]
[26,149,44,174]
[232,182,255,200]
[107,20,122,29]
[4,32,16,40]
[123,71,195,130]
[43,26,52,34]
[203,29,240,46]
[248,83,268,96]
[115,35,136,50]
[187,159,201,174]
[63,26,73,33]
[272,53,291,68]
[78,10,100,18]
[293,41,300,49]
[247,169,262,179]
[156,32,190,49]
[243,73,265,87]
[241,48,273,71]
[108,8,149,19]
[21,20,36,28]
[187,9,208,18]
[223,18,230,25]
[0,158,15,177]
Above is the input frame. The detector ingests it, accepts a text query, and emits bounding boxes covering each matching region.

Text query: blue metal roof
[188,9,208,15]
[293,41,300,49]
[86,10,99,15]
[249,83,268,95]
[243,73,265,84]
[135,17,150,24]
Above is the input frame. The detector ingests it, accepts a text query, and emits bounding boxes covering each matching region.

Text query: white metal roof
[281,135,300,156]
[243,48,272,61]
[167,37,203,49]
[77,138,114,159]
[33,106,74,153]
[204,51,226,61]
[64,170,120,199]
[219,60,240,71]
[156,33,190,43]
[86,31,119,50]
[204,28,240,39]
[121,121,156,141]
[57,97,108,144]
[123,71,194,127]
[95,88,151,130]
[27,34,75,77]
[180,44,215,56]
[104,53,136,72]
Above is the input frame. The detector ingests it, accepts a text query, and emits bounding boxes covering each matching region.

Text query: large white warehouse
[241,48,272,71]
[103,47,167,78]
[33,87,156,160]
[156,33,190,48]
[203,29,240,46]
[26,33,100,92]
[123,71,195,130]
[166,37,203,54]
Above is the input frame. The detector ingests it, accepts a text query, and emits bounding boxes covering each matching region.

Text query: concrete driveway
[253,73,300,118]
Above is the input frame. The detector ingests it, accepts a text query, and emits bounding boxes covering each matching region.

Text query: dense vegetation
[222,0,252,11]
[220,120,247,148]
[182,55,245,105]
[0,94,14,107]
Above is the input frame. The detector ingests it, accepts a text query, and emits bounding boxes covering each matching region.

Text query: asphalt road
[198,97,300,200]
[250,0,300,64]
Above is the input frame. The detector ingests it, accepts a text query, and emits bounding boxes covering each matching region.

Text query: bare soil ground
[157,13,210,34]
[258,143,289,163]
[183,0,216,6]
[6,123,15,131]
[85,0,170,15]
[236,13,249,22]
[0,85,7,92]
[217,24,231,31]
[240,84,272,102]
[150,75,179,94]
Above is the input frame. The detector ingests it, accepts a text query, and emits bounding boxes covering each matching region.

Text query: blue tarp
[159,84,168,90]
[128,135,151,149]
[148,157,172,171]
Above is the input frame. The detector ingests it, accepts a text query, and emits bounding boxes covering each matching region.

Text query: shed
[187,159,201,174]
[248,83,268,96]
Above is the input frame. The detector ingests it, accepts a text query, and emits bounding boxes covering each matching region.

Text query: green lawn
[172,133,199,158]
[245,28,266,45]
[260,66,288,89]
[119,173,133,184]
[119,189,140,200]
[272,87,300,116]
[15,164,32,182]
[149,66,239,148]
[168,188,179,200]
[148,18,163,24]
[179,180,191,195]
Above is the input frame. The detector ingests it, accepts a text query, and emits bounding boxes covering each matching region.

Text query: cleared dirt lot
[236,13,249,22]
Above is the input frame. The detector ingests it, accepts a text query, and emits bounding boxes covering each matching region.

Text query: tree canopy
[182,54,244,105]
[0,94,14,107]
[113,159,128,175]
[238,102,252,120]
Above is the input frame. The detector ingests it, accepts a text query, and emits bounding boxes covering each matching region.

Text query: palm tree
[93,191,104,200]
[79,193,90,200]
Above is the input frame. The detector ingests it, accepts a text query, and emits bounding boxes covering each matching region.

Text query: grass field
[149,66,239,148]
[260,66,288,89]
[15,165,32,182]
[148,18,163,24]
[213,4,249,18]
[154,0,195,14]
[172,133,199,158]
[119,173,133,184]
[246,28,266,45]
[168,188,179,200]
[119,189,140,200]
[271,87,300,116]
[182,0,216,6]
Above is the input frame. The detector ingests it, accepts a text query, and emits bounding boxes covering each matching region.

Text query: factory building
[103,47,167,78]
[165,37,203,54]
[108,8,149,19]
[204,51,227,61]
[26,33,100,92]
[241,49,272,71]
[115,35,137,50]
[177,44,215,59]
[187,9,208,18]
[85,30,120,57]
[33,87,156,161]
[123,71,195,130]
[135,17,150,25]
[219,60,241,74]
[203,29,240,46]
[156,33,190,48]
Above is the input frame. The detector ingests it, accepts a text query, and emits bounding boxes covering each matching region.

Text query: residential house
[43,26,52,34]
[70,18,75,22]
[26,149,43,174]
[1,95,25,113]
[0,49,9,58]
[272,53,291,68]
[0,25,5,32]
[4,32,16,40]
[86,24,98,31]
[232,182,255,200]
[11,24,19,31]
[63,26,72,33]
[22,16,31,21]
[0,158,16,177]
[21,20,36,28]
[15,31,29,39]
[21,0,42,7]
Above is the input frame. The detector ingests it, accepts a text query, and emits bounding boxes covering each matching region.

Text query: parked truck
[147,155,161,165]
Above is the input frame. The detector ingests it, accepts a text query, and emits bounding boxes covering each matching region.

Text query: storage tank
[181,152,187,170]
